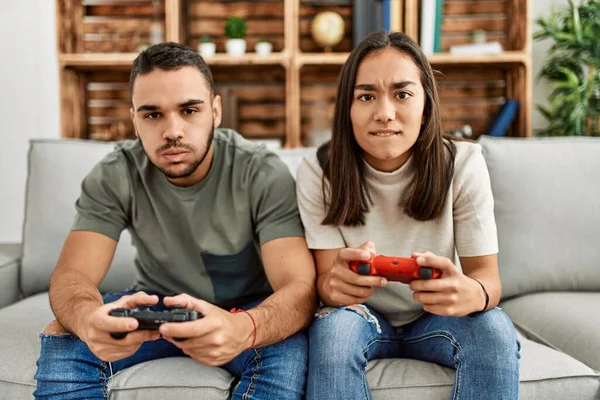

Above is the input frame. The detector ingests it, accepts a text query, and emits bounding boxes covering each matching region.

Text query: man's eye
[146,112,160,119]
[359,94,374,101]
[183,109,197,115]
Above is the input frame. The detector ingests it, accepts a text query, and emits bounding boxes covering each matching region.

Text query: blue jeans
[34,289,308,400]
[307,305,520,400]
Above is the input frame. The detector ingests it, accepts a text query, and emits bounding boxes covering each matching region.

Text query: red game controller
[349,254,441,284]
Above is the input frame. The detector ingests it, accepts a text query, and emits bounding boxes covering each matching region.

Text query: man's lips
[162,149,190,161]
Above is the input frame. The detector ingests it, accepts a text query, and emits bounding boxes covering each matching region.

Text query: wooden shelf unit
[57,0,532,147]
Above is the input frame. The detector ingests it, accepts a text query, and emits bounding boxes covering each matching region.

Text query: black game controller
[109,307,201,341]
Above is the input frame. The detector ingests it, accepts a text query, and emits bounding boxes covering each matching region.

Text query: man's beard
[139,127,214,180]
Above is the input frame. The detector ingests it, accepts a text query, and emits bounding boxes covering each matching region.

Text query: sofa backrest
[20,139,315,297]
[21,140,137,296]
[479,136,600,299]
[23,137,600,300]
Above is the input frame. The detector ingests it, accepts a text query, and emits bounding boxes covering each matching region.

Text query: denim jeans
[307,305,520,400]
[34,289,308,400]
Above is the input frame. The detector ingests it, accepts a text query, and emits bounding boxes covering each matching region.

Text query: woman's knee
[464,308,520,361]
[309,305,381,360]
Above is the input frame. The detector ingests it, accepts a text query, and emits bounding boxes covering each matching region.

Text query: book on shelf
[353,0,404,46]
[420,0,444,54]
[449,41,503,55]
[485,99,519,137]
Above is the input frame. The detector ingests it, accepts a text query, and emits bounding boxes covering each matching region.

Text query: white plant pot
[255,41,273,56]
[198,42,216,58]
[225,39,247,57]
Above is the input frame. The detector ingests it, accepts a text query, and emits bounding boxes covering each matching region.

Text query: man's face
[130,67,222,185]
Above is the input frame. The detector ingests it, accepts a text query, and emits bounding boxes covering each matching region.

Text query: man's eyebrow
[179,99,204,108]
[354,81,418,91]
[136,99,204,113]
[136,104,158,112]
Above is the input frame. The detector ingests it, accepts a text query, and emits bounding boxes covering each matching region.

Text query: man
[34,42,316,400]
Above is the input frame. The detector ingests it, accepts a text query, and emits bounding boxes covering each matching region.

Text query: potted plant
[224,16,247,57]
[255,37,273,56]
[534,0,600,136]
[198,35,216,58]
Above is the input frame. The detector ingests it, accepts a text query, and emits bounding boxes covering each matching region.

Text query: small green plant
[258,37,269,43]
[534,0,600,136]
[200,35,212,43]
[225,17,247,39]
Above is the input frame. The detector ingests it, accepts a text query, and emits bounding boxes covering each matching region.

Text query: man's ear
[130,108,139,138]
[212,94,222,129]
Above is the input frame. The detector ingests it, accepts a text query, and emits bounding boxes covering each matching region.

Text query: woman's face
[350,47,426,172]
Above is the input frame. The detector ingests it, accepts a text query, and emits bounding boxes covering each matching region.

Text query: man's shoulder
[85,140,143,185]
[214,128,267,159]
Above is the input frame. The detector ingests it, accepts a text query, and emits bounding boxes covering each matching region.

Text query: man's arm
[49,230,117,339]
[245,236,317,347]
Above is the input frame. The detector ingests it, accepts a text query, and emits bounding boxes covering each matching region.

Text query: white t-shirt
[296,140,498,326]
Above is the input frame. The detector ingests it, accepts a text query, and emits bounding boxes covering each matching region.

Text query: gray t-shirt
[296,140,498,326]
[73,128,305,308]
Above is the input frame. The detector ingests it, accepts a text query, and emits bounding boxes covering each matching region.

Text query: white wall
[0,0,565,243]
[0,0,59,242]
[530,0,568,132]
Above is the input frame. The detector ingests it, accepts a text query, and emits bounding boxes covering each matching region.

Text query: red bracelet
[230,308,256,350]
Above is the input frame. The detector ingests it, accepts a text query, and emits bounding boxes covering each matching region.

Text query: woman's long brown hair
[318,30,457,227]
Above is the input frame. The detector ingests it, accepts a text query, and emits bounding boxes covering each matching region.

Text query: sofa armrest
[0,243,22,308]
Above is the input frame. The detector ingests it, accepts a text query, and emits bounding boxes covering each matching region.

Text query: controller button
[357,263,371,275]
[419,267,433,279]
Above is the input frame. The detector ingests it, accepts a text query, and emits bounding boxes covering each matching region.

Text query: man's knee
[43,320,70,335]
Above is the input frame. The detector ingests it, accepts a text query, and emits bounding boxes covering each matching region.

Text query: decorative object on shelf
[534,0,600,136]
[255,38,273,56]
[311,11,345,52]
[449,29,503,55]
[198,35,216,58]
[449,124,473,139]
[225,16,248,57]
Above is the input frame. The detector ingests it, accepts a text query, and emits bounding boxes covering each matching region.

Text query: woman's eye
[359,94,374,101]
[396,92,411,99]
[183,108,197,115]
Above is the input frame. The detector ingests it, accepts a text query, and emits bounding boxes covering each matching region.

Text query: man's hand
[159,293,254,367]
[81,291,160,362]
[322,241,388,306]
[409,251,486,317]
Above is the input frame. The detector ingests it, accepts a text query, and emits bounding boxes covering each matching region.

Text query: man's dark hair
[317,30,458,226]
[129,42,215,100]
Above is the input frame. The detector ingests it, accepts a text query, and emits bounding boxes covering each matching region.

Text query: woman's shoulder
[296,151,324,181]
[447,139,484,173]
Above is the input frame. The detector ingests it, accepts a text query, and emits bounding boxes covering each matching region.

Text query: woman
[296,30,520,400]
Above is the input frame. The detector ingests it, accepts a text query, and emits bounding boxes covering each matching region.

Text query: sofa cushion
[0,243,21,308]
[501,292,600,371]
[479,136,600,299]
[1,293,598,399]
[21,139,137,297]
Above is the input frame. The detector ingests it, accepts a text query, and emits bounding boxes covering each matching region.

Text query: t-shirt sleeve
[453,144,499,257]
[249,151,305,245]
[295,156,346,250]
[72,150,130,241]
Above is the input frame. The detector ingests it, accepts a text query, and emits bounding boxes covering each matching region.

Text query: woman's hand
[409,251,487,317]
[321,241,388,307]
